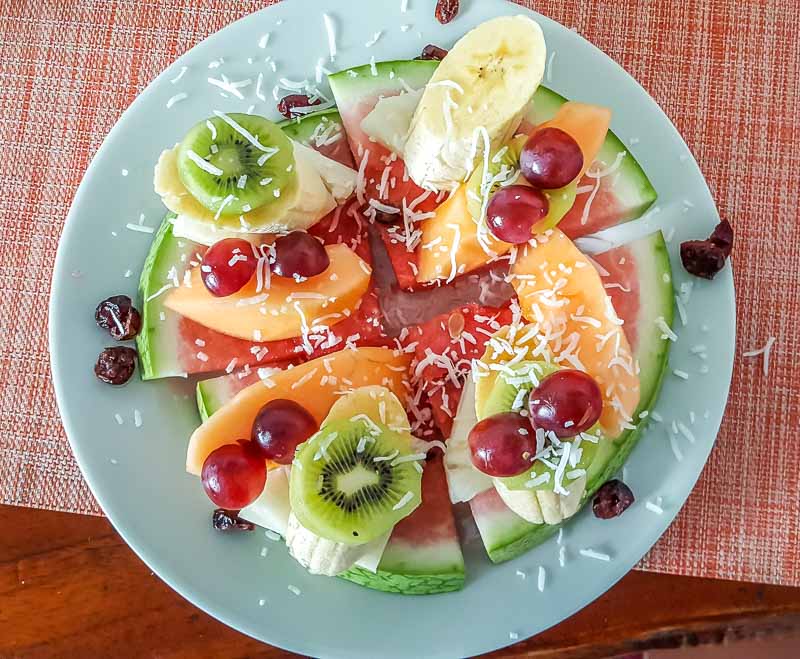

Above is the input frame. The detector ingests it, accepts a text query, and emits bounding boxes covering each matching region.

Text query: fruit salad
[91,14,704,595]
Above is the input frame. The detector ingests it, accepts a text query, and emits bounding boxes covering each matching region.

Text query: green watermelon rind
[328,59,440,99]
[277,108,344,143]
[136,213,180,380]
[479,231,674,563]
[340,566,464,595]
[195,375,466,595]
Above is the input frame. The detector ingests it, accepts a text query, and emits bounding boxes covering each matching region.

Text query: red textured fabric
[1,0,798,586]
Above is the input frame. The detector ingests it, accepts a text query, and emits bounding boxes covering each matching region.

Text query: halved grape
[486,185,549,244]
[201,440,266,509]
[529,369,602,438]
[201,238,257,297]
[251,399,318,464]
[520,127,583,190]
[272,231,330,279]
[467,412,537,477]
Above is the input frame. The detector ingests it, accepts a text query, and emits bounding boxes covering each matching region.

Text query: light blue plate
[49,0,735,656]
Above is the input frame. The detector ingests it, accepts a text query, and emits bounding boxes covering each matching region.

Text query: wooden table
[2,505,799,658]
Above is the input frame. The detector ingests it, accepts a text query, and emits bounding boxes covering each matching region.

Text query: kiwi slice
[480,360,558,419]
[176,113,298,218]
[290,418,423,545]
[481,361,605,493]
[466,135,527,222]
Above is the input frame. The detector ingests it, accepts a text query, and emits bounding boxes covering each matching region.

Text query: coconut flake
[323,13,337,61]
[579,548,611,561]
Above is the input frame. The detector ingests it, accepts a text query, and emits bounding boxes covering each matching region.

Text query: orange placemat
[1,0,798,585]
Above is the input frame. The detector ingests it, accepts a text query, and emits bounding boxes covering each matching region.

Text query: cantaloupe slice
[164,244,371,342]
[510,229,639,437]
[416,103,611,284]
[416,187,509,283]
[535,102,611,179]
[186,347,411,475]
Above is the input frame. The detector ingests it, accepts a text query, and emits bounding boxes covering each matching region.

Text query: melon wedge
[164,244,370,342]
[510,229,640,437]
[186,347,410,475]
[416,187,509,283]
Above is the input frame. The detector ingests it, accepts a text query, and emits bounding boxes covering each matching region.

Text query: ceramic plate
[50,0,735,656]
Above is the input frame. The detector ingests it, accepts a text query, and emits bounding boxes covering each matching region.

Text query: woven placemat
[1,0,798,585]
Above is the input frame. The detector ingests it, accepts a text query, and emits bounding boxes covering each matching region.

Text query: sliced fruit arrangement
[330,53,655,286]
[163,242,370,342]
[186,346,410,475]
[137,216,385,378]
[201,380,464,594]
[116,14,684,595]
[467,231,674,562]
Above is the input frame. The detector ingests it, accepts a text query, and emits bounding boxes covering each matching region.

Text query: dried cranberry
[709,219,734,257]
[680,240,727,280]
[592,479,635,519]
[277,94,321,119]
[95,295,142,340]
[212,508,255,532]
[435,0,459,24]
[680,219,734,279]
[94,346,137,385]
[417,44,449,61]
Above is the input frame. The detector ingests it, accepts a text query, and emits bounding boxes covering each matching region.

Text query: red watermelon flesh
[591,244,642,348]
[403,303,515,438]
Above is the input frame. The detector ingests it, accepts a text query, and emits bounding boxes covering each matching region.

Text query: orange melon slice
[535,102,611,179]
[510,229,639,437]
[164,244,371,342]
[186,347,411,475]
[416,187,509,283]
[417,103,611,283]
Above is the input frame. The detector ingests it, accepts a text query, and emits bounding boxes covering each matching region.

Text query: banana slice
[494,475,587,525]
[404,15,547,191]
[285,513,391,576]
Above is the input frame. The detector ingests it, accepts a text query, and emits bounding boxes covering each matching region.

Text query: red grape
[529,370,602,438]
[200,238,257,297]
[201,440,266,509]
[271,231,330,279]
[486,185,549,244]
[520,127,584,190]
[467,412,537,477]
[251,399,318,464]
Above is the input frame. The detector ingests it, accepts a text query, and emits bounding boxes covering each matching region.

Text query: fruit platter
[51,1,735,654]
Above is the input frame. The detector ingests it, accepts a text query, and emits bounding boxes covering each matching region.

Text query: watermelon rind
[473,231,674,563]
[136,213,185,380]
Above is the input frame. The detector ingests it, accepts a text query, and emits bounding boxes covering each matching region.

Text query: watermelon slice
[469,231,674,562]
[137,110,392,380]
[328,59,657,287]
[136,217,391,379]
[523,87,657,237]
[196,377,465,594]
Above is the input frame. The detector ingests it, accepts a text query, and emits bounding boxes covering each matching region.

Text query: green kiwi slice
[176,112,298,217]
[289,418,423,545]
[482,361,606,493]
[466,135,527,222]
